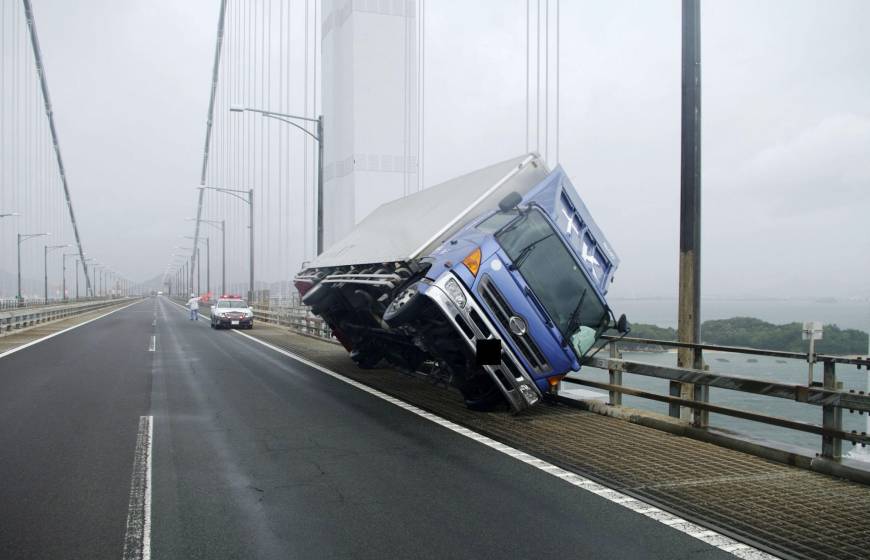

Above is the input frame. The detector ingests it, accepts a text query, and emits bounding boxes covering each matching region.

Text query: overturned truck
[294,154,627,412]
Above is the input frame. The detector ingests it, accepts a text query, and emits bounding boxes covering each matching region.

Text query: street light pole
[198,187,253,300]
[44,244,70,301]
[230,106,324,254]
[18,232,49,304]
[62,253,76,301]
[191,218,224,297]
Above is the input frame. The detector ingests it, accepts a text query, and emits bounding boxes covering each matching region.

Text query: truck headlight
[444,278,467,309]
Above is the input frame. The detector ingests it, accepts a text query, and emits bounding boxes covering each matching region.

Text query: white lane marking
[0,300,144,360]
[122,415,153,560]
[225,328,779,559]
[148,335,156,352]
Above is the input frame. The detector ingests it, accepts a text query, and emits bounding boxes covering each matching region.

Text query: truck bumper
[422,273,542,412]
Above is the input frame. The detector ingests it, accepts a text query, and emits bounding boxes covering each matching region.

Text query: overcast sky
[21,0,870,299]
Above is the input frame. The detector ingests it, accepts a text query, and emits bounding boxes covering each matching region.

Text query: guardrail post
[608,342,622,406]
[821,360,842,460]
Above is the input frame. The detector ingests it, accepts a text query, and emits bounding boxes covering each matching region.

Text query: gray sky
[17,0,870,299]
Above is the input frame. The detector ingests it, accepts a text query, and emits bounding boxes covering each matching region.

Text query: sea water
[577,297,870,461]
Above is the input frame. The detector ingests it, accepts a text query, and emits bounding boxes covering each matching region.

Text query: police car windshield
[217,300,247,308]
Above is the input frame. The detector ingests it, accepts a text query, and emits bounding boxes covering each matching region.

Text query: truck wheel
[459,375,505,411]
[350,348,382,369]
[383,283,423,327]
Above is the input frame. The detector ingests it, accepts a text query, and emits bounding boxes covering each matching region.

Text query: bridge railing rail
[573,335,870,462]
[251,303,333,341]
[0,298,128,337]
[244,301,870,465]
[0,296,118,311]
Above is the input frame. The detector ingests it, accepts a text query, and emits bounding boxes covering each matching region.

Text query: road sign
[802,321,823,341]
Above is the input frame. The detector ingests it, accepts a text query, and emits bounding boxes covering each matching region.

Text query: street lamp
[183,234,210,298]
[75,257,94,299]
[44,244,70,301]
[230,105,324,255]
[188,217,225,296]
[18,232,50,303]
[198,186,254,300]
[62,252,78,300]
[1,211,21,219]
[175,245,197,295]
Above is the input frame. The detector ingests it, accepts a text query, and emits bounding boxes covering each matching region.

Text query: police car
[210,295,254,329]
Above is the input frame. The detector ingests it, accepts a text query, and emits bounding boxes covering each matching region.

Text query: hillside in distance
[626,317,868,355]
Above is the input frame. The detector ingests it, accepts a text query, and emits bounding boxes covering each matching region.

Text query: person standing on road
[187,293,200,321]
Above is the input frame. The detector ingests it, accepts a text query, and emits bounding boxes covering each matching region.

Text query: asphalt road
[0,296,735,559]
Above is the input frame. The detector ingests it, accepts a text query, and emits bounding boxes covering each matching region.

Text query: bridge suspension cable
[1,1,110,302]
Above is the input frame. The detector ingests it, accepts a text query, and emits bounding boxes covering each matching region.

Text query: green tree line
[625,317,869,355]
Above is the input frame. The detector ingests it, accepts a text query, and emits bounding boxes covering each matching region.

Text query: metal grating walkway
[248,324,870,560]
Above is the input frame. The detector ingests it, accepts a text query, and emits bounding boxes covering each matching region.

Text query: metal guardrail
[0,296,116,311]
[243,301,870,466]
[251,304,334,341]
[0,298,128,336]
[572,335,870,462]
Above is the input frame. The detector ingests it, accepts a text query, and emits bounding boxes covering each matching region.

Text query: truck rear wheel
[350,348,383,369]
[458,374,505,411]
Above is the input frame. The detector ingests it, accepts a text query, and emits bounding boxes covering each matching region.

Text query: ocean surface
[575,297,870,462]
[577,351,870,462]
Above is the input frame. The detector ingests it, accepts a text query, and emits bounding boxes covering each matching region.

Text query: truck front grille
[478,276,550,374]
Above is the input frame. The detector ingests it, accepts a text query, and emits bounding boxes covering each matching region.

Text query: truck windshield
[495,208,608,347]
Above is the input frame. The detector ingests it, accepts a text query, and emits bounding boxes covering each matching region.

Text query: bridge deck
[248,322,870,560]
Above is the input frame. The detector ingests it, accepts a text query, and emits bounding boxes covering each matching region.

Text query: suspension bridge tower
[321,0,422,248]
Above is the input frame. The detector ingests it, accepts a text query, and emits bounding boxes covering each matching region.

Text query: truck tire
[458,374,505,411]
[383,283,423,327]
[350,348,383,369]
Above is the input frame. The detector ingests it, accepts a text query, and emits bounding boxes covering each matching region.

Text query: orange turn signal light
[462,247,482,276]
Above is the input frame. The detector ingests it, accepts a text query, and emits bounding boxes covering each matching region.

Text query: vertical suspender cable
[194,0,228,292]
[555,0,559,164]
[544,0,549,164]
[525,0,529,154]
[22,0,92,296]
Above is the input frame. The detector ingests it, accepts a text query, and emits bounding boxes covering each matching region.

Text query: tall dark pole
[17,234,22,303]
[674,0,705,425]
[62,254,68,301]
[205,237,210,297]
[249,189,254,302]
[43,246,48,302]
[316,116,324,255]
[75,260,79,299]
[221,220,226,296]
[196,246,201,295]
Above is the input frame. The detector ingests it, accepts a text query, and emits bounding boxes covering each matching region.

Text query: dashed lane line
[122,415,152,560]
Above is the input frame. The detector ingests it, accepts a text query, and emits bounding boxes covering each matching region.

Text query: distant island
[624,317,869,355]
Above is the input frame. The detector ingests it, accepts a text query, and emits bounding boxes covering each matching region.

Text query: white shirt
[187,297,199,310]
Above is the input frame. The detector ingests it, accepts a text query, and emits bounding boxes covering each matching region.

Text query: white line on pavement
[122,415,153,560]
[229,328,780,560]
[164,296,778,558]
[148,335,156,352]
[0,300,144,360]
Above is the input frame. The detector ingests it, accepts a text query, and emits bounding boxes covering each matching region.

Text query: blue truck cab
[296,154,624,412]
[406,166,620,410]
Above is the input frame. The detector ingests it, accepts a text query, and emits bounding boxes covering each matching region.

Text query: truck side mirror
[617,313,630,334]
[499,191,522,212]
